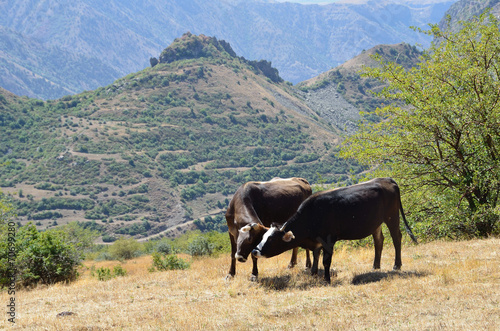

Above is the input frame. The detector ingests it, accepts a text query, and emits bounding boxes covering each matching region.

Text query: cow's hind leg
[387,217,403,270]
[322,246,334,284]
[288,248,311,269]
[311,247,321,276]
[372,225,384,269]
[288,247,299,268]
[305,249,311,269]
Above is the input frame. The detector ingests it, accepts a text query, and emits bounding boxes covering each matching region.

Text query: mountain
[0,33,362,241]
[0,26,121,100]
[438,0,500,31]
[298,0,500,119]
[298,42,423,116]
[0,0,456,99]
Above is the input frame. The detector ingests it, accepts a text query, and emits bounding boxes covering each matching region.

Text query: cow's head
[251,225,296,259]
[234,223,268,262]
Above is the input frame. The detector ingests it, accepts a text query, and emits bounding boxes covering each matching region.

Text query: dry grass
[2,238,499,330]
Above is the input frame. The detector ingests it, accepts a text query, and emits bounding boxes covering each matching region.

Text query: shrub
[59,222,100,255]
[109,237,142,260]
[91,265,127,281]
[113,265,127,277]
[1,194,97,287]
[150,252,190,271]
[93,266,113,281]
[155,241,172,254]
[102,234,117,243]
[95,251,114,261]
[11,224,80,287]
[188,236,214,256]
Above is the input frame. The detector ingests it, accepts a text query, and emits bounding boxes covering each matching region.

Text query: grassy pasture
[2,238,498,330]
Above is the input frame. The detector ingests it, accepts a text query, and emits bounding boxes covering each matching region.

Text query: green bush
[166,230,230,256]
[2,224,81,287]
[155,241,172,254]
[109,237,142,260]
[417,205,500,241]
[150,252,190,271]
[91,265,127,281]
[187,236,214,256]
[113,264,127,277]
[0,193,16,287]
[92,266,113,281]
[102,234,117,243]
[0,193,98,287]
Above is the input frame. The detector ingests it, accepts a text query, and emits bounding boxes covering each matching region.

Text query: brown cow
[252,177,418,283]
[226,177,312,280]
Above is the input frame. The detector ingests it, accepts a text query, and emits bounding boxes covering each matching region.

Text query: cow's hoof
[225,274,234,281]
[249,275,258,282]
[393,265,401,271]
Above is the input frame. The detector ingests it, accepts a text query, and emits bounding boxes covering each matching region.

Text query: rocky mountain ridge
[0,0,456,99]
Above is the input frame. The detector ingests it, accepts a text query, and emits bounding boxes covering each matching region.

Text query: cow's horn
[282,231,295,242]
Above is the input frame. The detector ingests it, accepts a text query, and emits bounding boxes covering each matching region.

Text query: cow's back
[250,178,311,226]
[290,177,400,240]
[227,177,311,229]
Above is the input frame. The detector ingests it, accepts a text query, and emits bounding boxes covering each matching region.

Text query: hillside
[0,0,456,99]
[2,238,498,329]
[439,0,500,31]
[297,0,500,120]
[0,26,121,100]
[0,33,361,241]
[298,43,423,116]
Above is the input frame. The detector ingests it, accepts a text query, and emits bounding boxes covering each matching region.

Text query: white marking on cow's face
[255,227,277,253]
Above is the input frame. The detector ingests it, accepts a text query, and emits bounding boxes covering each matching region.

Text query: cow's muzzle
[235,253,247,263]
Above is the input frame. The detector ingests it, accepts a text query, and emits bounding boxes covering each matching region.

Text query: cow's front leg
[226,233,237,280]
[250,255,259,281]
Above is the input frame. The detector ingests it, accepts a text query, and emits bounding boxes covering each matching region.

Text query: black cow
[226,177,312,280]
[252,177,418,283]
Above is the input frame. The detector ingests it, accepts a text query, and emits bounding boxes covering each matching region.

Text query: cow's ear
[282,231,295,242]
[240,224,252,233]
[240,223,259,233]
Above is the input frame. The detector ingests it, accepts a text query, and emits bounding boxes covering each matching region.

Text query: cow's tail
[399,197,418,244]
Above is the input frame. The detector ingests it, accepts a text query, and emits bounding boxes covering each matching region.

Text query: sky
[273,0,454,4]
[273,0,339,4]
